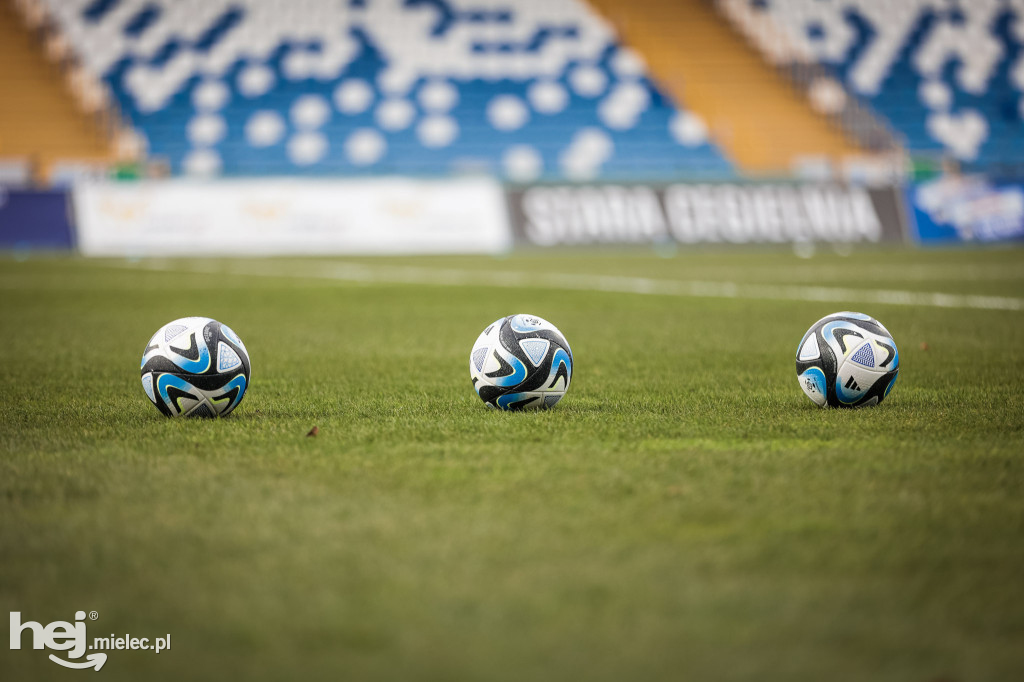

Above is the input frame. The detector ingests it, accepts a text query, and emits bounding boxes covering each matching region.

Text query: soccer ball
[796,311,899,408]
[140,317,251,418]
[470,314,573,410]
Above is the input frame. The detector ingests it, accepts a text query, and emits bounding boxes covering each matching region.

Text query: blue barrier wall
[0,189,76,249]
[907,177,1024,244]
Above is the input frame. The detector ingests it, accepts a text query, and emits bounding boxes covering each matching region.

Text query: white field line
[118,260,1024,312]
[669,263,1024,283]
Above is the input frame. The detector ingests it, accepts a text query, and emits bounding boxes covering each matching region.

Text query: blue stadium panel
[750,0,1024,174]
[50,0,733,180]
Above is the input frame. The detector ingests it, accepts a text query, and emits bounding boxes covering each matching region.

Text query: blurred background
[1,0,1023,253]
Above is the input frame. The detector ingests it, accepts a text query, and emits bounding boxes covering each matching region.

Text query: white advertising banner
[74,177,511,256]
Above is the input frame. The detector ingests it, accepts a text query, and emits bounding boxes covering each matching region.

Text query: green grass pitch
[2,247,1023,681]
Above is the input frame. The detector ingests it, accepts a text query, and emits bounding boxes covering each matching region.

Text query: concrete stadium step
[0,1,112,178]
[586,0,860,174]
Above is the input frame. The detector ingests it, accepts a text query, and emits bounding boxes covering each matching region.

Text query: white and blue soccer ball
[470,314,573,410]
[140,317,251,418]
[796,311,899,408]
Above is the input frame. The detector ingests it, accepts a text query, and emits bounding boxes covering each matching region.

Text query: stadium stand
[588,0,862,174]
[30,0,737,180]
[0,0,115,182]
[725,0,1024,176]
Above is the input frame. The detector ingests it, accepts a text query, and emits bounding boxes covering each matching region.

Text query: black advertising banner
[507,183,908,246]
